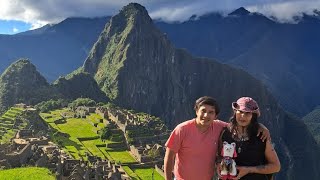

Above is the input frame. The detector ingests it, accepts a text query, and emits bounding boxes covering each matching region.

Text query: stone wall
[155,164,165,177]
[6,143,32,167]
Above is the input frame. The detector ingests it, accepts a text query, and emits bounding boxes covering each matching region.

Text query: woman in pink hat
[218,97,280,180]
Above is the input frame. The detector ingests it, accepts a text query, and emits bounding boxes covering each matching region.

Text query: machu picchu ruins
[0,102,169,179]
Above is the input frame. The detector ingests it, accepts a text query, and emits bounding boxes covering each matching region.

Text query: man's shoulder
[175,119,195,129]
[213,119,228,127]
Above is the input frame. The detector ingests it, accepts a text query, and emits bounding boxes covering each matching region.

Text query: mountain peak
[83,2,158,78]
[0,58,51,112]
[4,59,38,75]
[0,59,48,86]
[119,3,150,20]
[229,7,250,16]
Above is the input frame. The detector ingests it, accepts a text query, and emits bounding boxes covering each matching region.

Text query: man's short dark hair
[194,96,220,115]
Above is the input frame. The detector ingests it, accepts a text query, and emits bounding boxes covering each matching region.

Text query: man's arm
[257,123,271,142]
[164,147,176,180]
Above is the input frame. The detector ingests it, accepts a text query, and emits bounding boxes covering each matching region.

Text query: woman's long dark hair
[229,111,259,139]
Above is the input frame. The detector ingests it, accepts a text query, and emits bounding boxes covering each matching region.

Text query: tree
[100,126,112,140]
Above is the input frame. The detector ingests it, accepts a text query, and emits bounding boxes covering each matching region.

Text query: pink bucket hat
[232,97,260,117]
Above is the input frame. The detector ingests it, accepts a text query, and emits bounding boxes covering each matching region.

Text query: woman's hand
[233,166,251,179]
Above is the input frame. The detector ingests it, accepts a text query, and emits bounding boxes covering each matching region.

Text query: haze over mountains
[0,3,320,179]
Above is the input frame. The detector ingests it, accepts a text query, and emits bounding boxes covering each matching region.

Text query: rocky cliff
[82,3,320,179]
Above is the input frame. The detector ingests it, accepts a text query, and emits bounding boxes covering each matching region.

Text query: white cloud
[247,1,320,23]
[0,0,320,29]
[13,27,19,33]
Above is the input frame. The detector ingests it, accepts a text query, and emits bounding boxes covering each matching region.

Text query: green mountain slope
[53,72,109,102]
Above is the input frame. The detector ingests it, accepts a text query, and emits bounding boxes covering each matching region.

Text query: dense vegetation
[53,72,109,102]
[35,99,69,113]
[68,98,96,110]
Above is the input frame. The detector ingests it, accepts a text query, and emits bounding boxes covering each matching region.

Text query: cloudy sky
[0,0,320,34]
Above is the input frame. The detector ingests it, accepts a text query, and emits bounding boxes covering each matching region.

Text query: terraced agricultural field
[40,109,137,163]
[40,108,164,179]
[0,107,24,143]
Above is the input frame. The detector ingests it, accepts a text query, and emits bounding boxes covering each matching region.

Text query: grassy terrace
[132,168,164,180]
[40,109,136,163]
[40,108,164,179]
[122,166,164,180]
[0,167,55,180]
[0,107,24,144]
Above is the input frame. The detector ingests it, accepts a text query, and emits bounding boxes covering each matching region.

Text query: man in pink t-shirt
[164,96,269,180]
[164,96,226,180]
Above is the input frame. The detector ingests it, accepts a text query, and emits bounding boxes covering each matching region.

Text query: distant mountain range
[0,16,110,82]
[0,6,319,118]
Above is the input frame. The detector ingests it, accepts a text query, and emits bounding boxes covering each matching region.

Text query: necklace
[237,136,248,153]
[231,127,249,153]
[236,133,249,153]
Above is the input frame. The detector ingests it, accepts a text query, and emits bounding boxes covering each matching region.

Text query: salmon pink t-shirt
[165,119,227,180]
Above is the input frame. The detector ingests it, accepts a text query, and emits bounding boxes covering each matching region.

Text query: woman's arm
[251,139,281,173]
[236,139,281,178]
[164,147,176,180]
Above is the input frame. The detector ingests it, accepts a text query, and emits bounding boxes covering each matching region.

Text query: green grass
[122,166,140,180]
[40,112,61,123]
[0,167,55,180]
[41,109,138,164]
[132,168,164,180]
[106,150,136,164]
[81,139,106,159]
[56,118,98,138]
[0,107,24,143]
[87,113,103,123]
[44,115,102,160]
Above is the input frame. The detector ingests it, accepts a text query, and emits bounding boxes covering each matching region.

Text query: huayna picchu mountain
[82,3,320,179]
[0,59,108,113]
